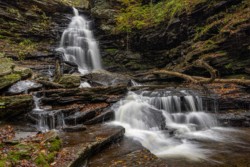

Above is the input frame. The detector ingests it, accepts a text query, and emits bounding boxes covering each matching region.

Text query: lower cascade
[111,90,234,161]
[30,93,65,131]
[57,7,102,74]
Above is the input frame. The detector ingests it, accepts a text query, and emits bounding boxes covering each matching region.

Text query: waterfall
[31,94,65,131]
[111,90,231,161]
[57,7,102,74]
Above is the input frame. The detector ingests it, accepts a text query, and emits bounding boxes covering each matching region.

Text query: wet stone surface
[89,128,250,167]
[54,124,125,167]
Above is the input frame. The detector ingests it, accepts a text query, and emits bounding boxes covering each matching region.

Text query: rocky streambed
[0,0,250,166]
[1,73,250,166]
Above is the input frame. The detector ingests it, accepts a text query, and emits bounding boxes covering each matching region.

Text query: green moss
[0,160,7,167]
[47,152,56,163]
[0,74,21,90]
[17,39,38,59]
[35,153,49,167]
[47,138,62,152]
[58,74,81,88]
[8,150,31,164]
[34,138,61,166]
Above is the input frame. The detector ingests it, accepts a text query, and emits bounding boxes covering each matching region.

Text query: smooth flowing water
[57,8,102,74]
[111,90,240,161]
[31,93,65,131]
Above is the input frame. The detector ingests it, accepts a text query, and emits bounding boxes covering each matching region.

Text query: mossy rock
[0,74,21,91]
[58,74,81,88]
[0,56,14,76]
[13,67,32,79]
[0,95,33,120]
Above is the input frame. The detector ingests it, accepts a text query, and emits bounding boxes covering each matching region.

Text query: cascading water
[111,90,234,161]
[57,8,102,74]
[31,93,65,131]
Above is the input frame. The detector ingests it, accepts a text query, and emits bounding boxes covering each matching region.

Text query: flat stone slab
[88,136,168,167]
[54,124,125,167]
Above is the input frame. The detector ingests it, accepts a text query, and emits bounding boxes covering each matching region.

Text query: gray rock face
[83,70,131,86]
[84,109,114,125]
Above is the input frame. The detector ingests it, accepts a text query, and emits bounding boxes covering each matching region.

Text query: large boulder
[0,74,21,91]
[83,70,131,86]
[58,74,81,88]
[0,95,34,120]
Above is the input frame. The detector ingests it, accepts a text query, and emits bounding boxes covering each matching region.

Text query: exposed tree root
[152,70,198,83]
[151,59,250,86]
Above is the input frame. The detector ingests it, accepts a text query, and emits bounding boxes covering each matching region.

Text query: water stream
[57,8,102,74]
[111,90,239,161]
[31,93,65,131]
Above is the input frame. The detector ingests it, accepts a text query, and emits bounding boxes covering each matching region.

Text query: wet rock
[84,109,114,125]
[63,124,87,132]
[63,61,79,74]
[7,80,42,95]
[216,112,250,127]
[89,141,166,167]
[55,124,125,167]
[65,111,96,125]
[0,95,33,120]
[58,74,81,88]
[83,70,131,86]
[218,97,250,111]
[40,86,127,105]
[65,103,109,125]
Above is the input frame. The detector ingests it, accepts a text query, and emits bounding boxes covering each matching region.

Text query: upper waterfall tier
[57,7,102,74]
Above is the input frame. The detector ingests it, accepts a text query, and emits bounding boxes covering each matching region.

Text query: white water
[31,94,65,131]
[111,90,236,161]
[79,81,91,88]
[57,7,102,74]
[130,79,142,86]
[8,80,41,94]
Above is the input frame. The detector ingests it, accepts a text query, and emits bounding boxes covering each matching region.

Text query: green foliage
[115,0,205,32]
